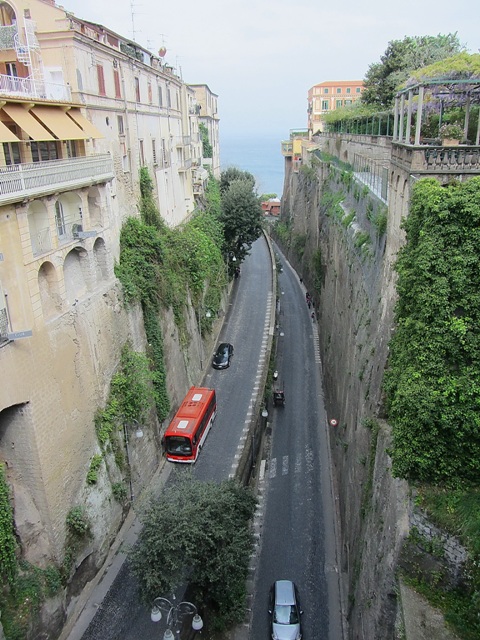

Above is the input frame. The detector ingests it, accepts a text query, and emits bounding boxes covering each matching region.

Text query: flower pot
[441,138,460,146]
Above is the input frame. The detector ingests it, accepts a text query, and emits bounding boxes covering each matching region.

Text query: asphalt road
[249,244,343,640]
[79,236,274,639]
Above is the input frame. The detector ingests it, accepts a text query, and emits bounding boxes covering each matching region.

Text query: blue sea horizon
[220,131,286,199]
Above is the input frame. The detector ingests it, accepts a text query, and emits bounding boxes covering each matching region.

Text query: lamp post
[150,596,203,638]
[197,306,212,370]
[123,418,143,503]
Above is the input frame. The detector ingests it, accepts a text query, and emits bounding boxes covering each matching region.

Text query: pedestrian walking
[311,311,315,321]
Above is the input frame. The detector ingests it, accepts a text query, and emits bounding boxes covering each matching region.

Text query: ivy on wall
[385,177,480,486]
[0,464,17,586]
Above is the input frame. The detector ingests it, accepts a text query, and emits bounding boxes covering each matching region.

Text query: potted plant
[439,122,464,145]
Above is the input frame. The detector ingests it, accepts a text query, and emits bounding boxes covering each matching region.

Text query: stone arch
[38,261,62,319]
[28,200,51,257]
[93,237,109,282]
[63,248,89,305]
[87,186,103,228]
[55,192,83,242]
[0,3,17,26]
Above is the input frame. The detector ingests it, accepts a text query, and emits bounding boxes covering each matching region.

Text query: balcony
[176,135,191,147]
[281,141,293,156]
[0,154,114,205]
[178,158,192,172]
[391,144,480,175]
[0,74,72,102]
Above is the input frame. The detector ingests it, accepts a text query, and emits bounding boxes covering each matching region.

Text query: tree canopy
[384,177,480,486]
[129,473,256,628]
[220,167,256,195]
[361,33,464,108]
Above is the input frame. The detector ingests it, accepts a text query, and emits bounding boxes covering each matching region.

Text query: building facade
[189,83,221,178]
[0,0,217,587]
[308,80,364,134]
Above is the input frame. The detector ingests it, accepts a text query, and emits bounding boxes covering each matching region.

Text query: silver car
[268,580,303,640]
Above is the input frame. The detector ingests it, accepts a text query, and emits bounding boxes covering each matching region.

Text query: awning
[30,106,89,140]
[0,120,21,143]
[67,109,104,139]
[1,104,55,141]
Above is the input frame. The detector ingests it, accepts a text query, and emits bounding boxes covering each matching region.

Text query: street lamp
[123,418,143,503]
[198,306,212,370]
[150,596,203,638]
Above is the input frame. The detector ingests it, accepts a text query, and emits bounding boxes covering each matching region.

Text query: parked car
[268,580,303,640]
[212,342,234,370]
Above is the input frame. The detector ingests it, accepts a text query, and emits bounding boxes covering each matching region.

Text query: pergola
[393,78,480,145]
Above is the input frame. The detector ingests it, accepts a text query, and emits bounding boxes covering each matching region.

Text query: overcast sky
[62,0,479,138]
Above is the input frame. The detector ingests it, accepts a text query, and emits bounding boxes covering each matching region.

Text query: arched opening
[63,249,89,304]
[93,237,109,282]
[55,192,83,243]
[38,261,62,319]
[87,186,103,228]
[28,201,51,256]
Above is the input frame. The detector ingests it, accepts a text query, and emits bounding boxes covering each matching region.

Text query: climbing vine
[0,464,17,586]
[385,177,480,485]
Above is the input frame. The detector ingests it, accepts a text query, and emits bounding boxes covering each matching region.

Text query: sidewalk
[60,460,172,640]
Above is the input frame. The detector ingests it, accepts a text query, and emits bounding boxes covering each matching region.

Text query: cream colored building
[189,83,221,178]
[0,0,216,574]
[308,79,364,134]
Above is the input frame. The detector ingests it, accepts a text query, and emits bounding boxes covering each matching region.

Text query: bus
[163,386,217,463]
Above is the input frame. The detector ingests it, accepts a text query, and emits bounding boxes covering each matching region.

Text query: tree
[384,177,480,485]
[129,473,256,627]
[362,33,464,108]
[199,123,212,158]
[220,167,256,195]
[220,178,263,265]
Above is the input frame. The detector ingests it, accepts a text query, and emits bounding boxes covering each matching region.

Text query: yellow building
[0,0,216,590]
[308,80,364,134]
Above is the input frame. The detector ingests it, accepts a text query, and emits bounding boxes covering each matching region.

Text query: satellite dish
[158,47,167,57]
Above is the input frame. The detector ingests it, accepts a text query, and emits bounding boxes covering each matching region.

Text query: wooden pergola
[393,78,480,145]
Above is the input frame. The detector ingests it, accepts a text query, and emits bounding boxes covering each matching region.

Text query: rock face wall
[277,156,411,638]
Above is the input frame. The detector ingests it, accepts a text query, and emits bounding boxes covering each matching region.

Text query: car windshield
[274,604,299,625]
[166,436,192,456]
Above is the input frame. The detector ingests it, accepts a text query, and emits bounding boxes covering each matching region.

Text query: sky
[61,0,479,139]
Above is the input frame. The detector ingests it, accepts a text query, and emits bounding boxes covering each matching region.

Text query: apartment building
[0,0,214,578]
[189,83,221,178]
[308,80,364,134]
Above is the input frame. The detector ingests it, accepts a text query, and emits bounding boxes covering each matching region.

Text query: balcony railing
[0,24,17,50]
[176,135,191,147]
[391,144,480,174]
[0,74,72,101]
[0,154,114,205]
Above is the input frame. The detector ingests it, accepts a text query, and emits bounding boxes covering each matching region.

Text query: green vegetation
[66,506,91,539]
[0,464,18,587]
[130,473,256,631]
[385,177,480,486]
[199,123,213,158]
[86,454,103,485]
[361,33,464,108]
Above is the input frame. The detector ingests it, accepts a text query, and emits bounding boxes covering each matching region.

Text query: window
[113,69,121,98]
[337,88,341,93]
[158,85,163,107]
[97,65,106,96]
[356,87,361,93]
[336,100,343,108]
[117,115,124,135]
[152,139,157,164]
[148,82,152,104]
[321,100,329,111]
[135,77,140,102]
[167,88,171,108]
[55,201,66,238]
[346,88,351,94]
[324,88,328,94]
[31,141,58,162]
[345,99,352,105]
[65,140,77,158]
[3,141,20,165]
[161,138,167,167]
[139,139,145,166]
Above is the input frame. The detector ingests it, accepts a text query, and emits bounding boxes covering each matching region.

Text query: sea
[220,132,286,199]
